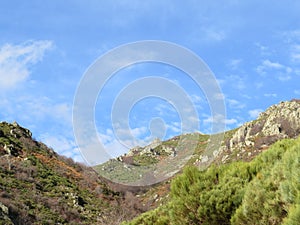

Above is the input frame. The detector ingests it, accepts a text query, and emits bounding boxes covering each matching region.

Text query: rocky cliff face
[215,99,300,163]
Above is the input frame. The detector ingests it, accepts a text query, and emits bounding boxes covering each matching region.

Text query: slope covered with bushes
[124,137,300,225]
[0,122,143,224]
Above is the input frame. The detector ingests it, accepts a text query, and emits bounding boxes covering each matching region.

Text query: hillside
[96,99,300,185]
[0,122,144,224]
[121,99,300,224]
[124,137,300,225]
[0,99,299,224]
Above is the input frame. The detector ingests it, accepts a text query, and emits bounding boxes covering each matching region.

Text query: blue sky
[1,1,300,164]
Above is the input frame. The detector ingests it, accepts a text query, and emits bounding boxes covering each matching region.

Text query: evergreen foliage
[124,137,300,225]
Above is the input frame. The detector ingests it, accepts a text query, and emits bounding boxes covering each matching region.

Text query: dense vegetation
[124,137,300,225]
[0,122,144,224]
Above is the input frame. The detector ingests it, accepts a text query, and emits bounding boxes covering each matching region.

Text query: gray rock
[0,201,13,224]
[227,100,300,152]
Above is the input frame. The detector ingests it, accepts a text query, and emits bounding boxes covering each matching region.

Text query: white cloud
[281,30,300,43]
[228,59,242,70]
[241,94,252,99]
[256,60,292,79]
[97,127,150,158]
[278,75,291,81]
[102,125,149,145]
[102,139,129,158]
[154,103,176,116]
[167,121,181,133]
[0,40,53,89]
[189,94,204,111]
[248,109,263,119]
[257,60,284,75]
[262,60,284,69]
[203,114,237,125]
[225,118,238,125]
[280,30,300,64]
[204,29,226,42]
[22,97,72,124]
[294,90,300,95]
[214,93,225,100]
[40,134,84,162]
[227,98,246,109]
[224,74,247,90]
[264,93,277,98]
[130,126,148,138]
[255,43,271,56]
[190,94,203,104]
[291,44,300,64]
[98,129,114,145]
[111,125,148,143]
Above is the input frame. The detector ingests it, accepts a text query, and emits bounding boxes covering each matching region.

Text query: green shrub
[231,137,300,225]
[126,137,300,225]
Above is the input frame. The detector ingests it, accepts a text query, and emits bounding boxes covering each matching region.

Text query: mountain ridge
[0,99,299,224]
[96,99,300,186]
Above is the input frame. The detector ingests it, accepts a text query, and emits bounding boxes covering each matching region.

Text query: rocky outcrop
[126,138,162,157]
[0,121,32,139]
[119,137,177,164]
[0,121,36,157]
[218,100,300,162]
[141,138,162,154]
[260,100,300,137]
[0,201,13,224]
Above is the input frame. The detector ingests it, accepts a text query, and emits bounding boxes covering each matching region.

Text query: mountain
[96,99,300,185]
[0,99,299,224]
[122,99,300,225]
